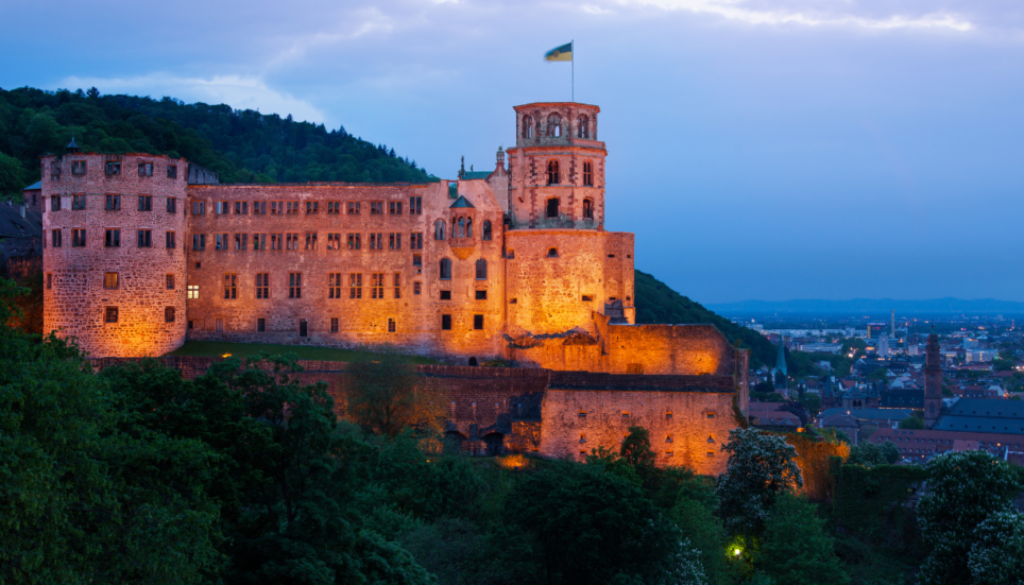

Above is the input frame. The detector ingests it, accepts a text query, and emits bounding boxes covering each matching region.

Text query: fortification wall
[43,153,188,357]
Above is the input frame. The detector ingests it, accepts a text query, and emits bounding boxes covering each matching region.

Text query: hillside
[634,269,776,369]
[0,86,434,199]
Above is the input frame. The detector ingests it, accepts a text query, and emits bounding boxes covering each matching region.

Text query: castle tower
[923,331,942,428]
[504,103,634,339]
[42,149,189,357]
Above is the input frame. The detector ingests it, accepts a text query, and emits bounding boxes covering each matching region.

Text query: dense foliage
[0,86,434,198]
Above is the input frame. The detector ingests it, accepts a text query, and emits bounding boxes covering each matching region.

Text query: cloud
[615,0,974,31]
[266,8,395,68]
[57,73,327,124]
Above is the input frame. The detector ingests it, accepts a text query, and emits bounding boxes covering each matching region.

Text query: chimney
[19,204,26,218]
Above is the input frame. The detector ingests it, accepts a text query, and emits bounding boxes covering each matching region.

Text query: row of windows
[50,194,178,213]
[55,160,178,179]
[185,313,485,335]
[522,113,591,139]
[543,160,594,187]
[49,228,175,249]
[433,219,493,240]
[191,231,428,252]
[542,197,594,220]
[100,306,176,324]
[195,197,424,216]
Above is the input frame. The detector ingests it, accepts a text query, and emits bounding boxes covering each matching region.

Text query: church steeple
[773,337,788,391]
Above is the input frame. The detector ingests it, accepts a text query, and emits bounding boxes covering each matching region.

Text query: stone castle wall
[42,153,188,357]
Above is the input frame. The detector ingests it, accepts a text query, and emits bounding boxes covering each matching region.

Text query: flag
[545,42,573,62]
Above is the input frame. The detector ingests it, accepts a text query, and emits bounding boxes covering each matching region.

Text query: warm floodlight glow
[222,353,232,358]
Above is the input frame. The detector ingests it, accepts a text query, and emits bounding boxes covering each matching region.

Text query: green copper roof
[462,171,491,180]
[450,195,475,209]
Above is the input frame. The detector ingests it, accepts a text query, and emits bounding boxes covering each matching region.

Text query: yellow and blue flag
[545,42,573,62]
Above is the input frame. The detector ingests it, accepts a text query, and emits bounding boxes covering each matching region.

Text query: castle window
[167,197,176,213]
[706,452,715,458]
[215,201,228,215]
[388,318,396,333]
[288,273,302,299]
[105,194,120,211]
[51,229,62,248]
[257,318,266,332]
[286,233,299,250]
[327,233,341,250]
[73,194,86,210]
[390,233,402,250]
[105,229,120,248]
[215,234,227,251]
[235,201,248,215]
[583,198,594,219]
[578,114,589,139]
[707,436,716,444]
[166,274,174,290]
[482,220,492,241]
[523,115,533,138]
[348,233,361,250]
[286,202,299,215]
[547,248,558,258]
[665,411,673,421]
[166,231,176,249]
[216,319,224,333]
[476,290,487,300]
[105,161,121,176]
[457,217,466,238]
[546,197,559,218]
[394,273,401,299]
[192,234,205,250]
[474,315,484,330]
[547,160,560,185]
[331,318,339,333]
[442,314,452,330]
[434,220,446,240]
[256,273,269,299]
[192,201,205,215]
[666,434,674,443]
[347,201,360,215]
[167,165,177,179]
[706,412,716,419]
[370,201,383,215]
[440,290,452,300]
[105,307,118,323]
[582,295,592,302]
[327,201,340,214]
[103,272,119,289]
[72,161,87,175]
[371,273,384,299]
[414,282,421,295]
[349,273,362,299]
[466,218,473,238]
[413,254,422,268]
[547,113,562,137]
[137,230,151,248]
[621,412,630,420]
[165,307,175,323]
[370,233,382,250]
[138,162,153,177]
[271,234,282,250]
[50,160,61,179]
[410,196,422,215]
[578,411,587,419]
[46,273,52,290]
[583,161,594,186]
[271,201,283,215]
[224,273,237,299]
[306,201,318,214]
[476,259,487,280]
[51,195,62,211]
[235,233,247,251]
[411,232,423,249]
[389,201,402,215]
[440,258,452,280]
[187,285,199,299]
[305,233,317,250]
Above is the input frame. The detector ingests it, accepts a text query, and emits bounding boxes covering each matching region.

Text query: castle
[41,102,750,471]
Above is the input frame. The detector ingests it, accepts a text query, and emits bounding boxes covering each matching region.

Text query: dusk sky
[2,0,1022,304]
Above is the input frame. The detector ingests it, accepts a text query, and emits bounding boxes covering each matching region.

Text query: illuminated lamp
[222,353,232,358]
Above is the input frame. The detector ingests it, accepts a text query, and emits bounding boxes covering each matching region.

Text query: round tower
[42,147,189,357]
[923,332,943,428]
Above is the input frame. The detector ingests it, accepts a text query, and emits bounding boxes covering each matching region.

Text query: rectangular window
[440,290,451,300]
[103,272,119,289]
[137,230,151,248]
[349,273,362,299]
[105,161,121,176]
[187,285,199,299]
[72,194,86,210]
[105,229,120,247]
[216,319,224,333]
[370,201,383,215]
[192,201,206,215]
[389,233,402,250]
[394,273,401,299]
[370,233,383,250]
[289,273,302,299]
[51,229,62,248]
[371,273,384,299]
[215,233,228,251]
[327,233,341,250]
[347,201,360,215]
[414,282,421,295]
[215,201,228,215]
[138,195,152,211]
[234,233,247,251]
[166,274,175,290]
[51,195,62,211]
[193,234,206,250]
[105,194,120,210]
[410,232,423,250]
[287,233,299,250]
[166,197,177,213]
[410,196,422,215]
[72,228,86,247]
[327,201,340,214]
[166,231,176,249]
[441,315,452,330]
[348,233,361,250]
[305,233,317,250]
[413,254,422,268]
[328,273,342,299]
[165,307,175,323]
[139,162,153,176]
[286,201,299,215]
[474,315,484,330]
[256,273,269,299]
[235,201,248,215]
[167,165,177,179]
[224,273,237,299]
[46,273,52,290]
[253,201,266,215]
[388,318,396,333]
[271,201,283,215]
[72,160,87,175]
[249,233,262,250]
[389,201,402,215]
[257,318,266,332]
[50,160,61,179]
[306,201,318,214]
[475,290,487,300]
[105,307,119,323]
[330,317,339,333]
[271,234,282,250]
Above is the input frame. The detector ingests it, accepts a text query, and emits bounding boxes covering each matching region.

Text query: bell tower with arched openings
[506,102,604,229]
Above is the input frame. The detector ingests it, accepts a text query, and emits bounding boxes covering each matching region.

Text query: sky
[2,0,1022,304]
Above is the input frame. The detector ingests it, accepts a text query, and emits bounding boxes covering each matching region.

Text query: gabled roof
[23,181,42,191]
[449,195,475,209]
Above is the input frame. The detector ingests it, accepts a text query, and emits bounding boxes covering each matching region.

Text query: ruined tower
[924,331,942,428]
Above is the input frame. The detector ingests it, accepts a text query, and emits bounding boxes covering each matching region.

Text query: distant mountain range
[706,298,1024,315]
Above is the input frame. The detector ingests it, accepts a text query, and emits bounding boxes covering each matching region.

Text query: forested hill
[0,86,434,198]
[634,269,776,369]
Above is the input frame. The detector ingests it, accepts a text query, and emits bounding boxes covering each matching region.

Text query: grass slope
[167,341,438,364]
[634,269,776,369]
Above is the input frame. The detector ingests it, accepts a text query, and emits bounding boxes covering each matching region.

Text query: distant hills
[707,298,1024,315]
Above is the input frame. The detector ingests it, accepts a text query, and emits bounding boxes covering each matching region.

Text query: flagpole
[571,40,575,102]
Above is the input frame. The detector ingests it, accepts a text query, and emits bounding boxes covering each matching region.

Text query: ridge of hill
[0,86,434,198]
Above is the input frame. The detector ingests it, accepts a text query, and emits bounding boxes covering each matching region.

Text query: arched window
[482,220,492,241]
[582,161,593,186]
[457,217,466,238]
[578,115,589,138]
[583,198,593,219]
[434,219,445,240]
[547,160,559,185]
[440,258,452,280]
[547,248,558,258]
[546,198,560,219]
[476,258,487,280]
[547,113,561,137]
[465,217,472,238]
[523,115,533,138]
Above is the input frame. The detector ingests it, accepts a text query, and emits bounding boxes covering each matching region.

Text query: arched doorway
[468,357,478,367]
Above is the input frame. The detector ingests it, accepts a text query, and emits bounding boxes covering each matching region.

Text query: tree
[847,441,900,466]
[757,494,849,585]
[0,152,28,200]
[800,393,822,418]
[345,349,444,437]
[620,425,656,470]
[967,510,1024,585]
[716,429,803,537]
[672,496,731,585]
[899,412,925,429]
[917,451,1023,585]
